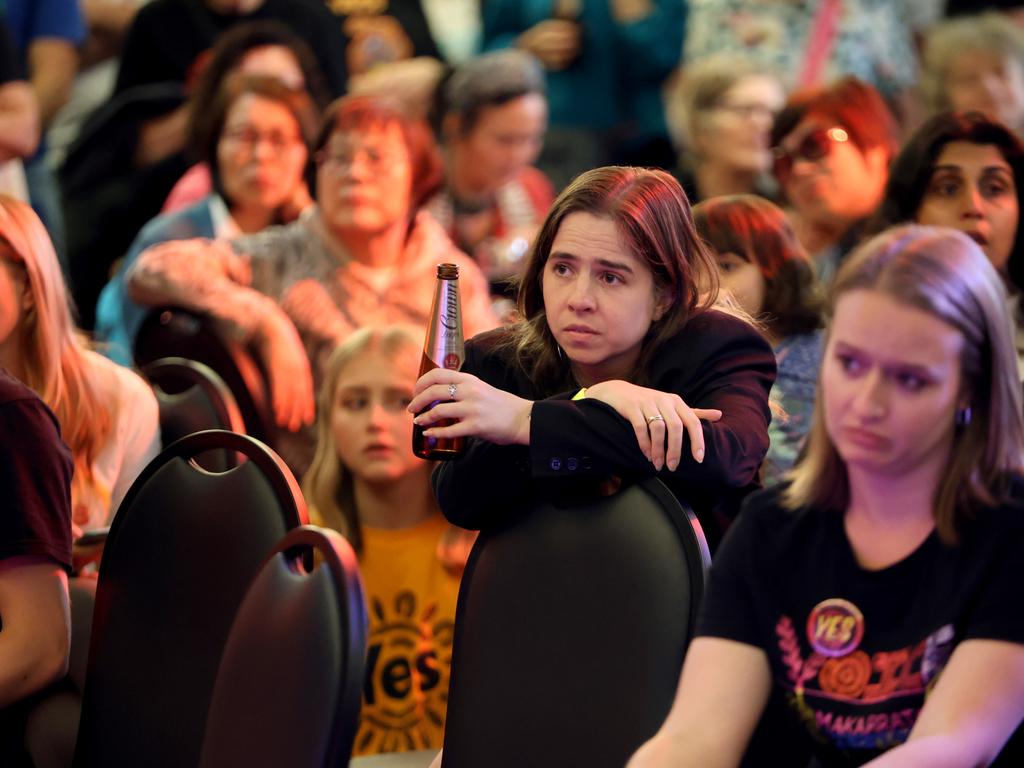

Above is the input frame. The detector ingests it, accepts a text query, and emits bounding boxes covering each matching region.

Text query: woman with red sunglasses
[770,77,899,284]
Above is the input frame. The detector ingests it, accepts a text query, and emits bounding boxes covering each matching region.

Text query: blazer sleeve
[431,337,535,531]
[529,313,775,489]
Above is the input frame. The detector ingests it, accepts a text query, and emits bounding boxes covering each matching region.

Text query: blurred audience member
[4,0,84,265]
[304,325,473,756]
[629,225,1024,768]
[771,77,898,283]
[872,110,1024,375]
[161,21,330,213]
[113,0,347,97]
[0,195,159,532]
[0,18,39,201]
[427,49,552,300]
[694,195,824,485]
[127,96,497,469]
[328,0,442,78]
[96,74,319,365]
[685,0,919,123]
[484,0,685,188]
[45,0,147,169]
[62,19,330,330]
[673,56,785,203]
[922,12,1024,136]
[0,369,73,760]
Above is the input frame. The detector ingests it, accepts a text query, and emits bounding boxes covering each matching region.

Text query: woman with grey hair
[672,55,785,203]
[923,12,1024,135]
[426,49,554,299]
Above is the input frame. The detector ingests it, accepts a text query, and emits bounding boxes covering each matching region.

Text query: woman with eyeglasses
[126,95,498,471]
[770,77,899,284]
[871,110,1024,378]
[629,225,1024,768]
[673,56,785,204]
[96,73,319,365]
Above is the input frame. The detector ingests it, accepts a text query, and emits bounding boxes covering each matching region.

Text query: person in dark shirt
[0,369,74,759]
[409,166,776,550]
[629,225,1024,768]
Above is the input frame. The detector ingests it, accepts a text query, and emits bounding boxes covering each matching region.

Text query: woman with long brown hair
[409,165,776,548]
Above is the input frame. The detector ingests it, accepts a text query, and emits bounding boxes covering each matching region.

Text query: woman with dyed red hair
[770,77,899,284]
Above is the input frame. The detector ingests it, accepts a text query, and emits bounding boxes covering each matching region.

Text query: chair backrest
[143,356,246,471]
[73,430,307,768]
[199,526,368,768]
[441,478,710,768]
[134,307,273,443]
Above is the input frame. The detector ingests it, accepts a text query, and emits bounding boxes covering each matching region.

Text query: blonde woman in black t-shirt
[630,225,1024,768]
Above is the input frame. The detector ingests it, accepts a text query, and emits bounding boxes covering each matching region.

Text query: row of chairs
[28,430,368,768]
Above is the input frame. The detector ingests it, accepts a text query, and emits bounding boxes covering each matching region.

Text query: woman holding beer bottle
[408,166,777,549]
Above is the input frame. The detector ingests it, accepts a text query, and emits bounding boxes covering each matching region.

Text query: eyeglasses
[771,126,849,184]
[713,101,777,121]
[222,126,302,153]
[315,145,404,174]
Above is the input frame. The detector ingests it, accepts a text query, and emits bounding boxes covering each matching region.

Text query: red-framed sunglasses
[772,126,850,184]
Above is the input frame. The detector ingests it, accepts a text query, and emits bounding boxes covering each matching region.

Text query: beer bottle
[413,263,466,459]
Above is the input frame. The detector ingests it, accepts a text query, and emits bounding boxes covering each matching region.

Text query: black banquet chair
[440,477,711,768]
[72,430,307,768]
[134,306,274,444]
[198,526,368,768]
[143,356,246,470]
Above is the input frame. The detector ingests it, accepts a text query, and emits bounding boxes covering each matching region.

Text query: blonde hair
[784,225,1024,542]
[303,324,424,553]
[0,196,116,512]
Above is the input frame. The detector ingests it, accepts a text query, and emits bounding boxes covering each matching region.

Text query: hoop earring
[955,406,972,427]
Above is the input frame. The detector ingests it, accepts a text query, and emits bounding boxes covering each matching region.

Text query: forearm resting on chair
[0,557,70,708]
[126,237,283,343]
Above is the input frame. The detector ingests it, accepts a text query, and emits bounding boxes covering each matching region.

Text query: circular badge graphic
[443,353,460,370]
[806,598,865,658]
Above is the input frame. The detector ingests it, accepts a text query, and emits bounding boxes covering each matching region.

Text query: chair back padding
[134,307,272,443]
[441,478,710,768]
[199,526,368,768]
[144,357,246,471]
[73,430,307,768]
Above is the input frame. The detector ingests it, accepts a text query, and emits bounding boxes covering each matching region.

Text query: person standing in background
[4,0,84,267]
[483,0,685,190]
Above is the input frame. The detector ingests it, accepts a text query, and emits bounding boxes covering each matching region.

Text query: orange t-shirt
[353,515,462,756]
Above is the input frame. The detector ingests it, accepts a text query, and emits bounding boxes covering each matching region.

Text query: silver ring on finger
[448,383,458,401]
[646,413,665,426]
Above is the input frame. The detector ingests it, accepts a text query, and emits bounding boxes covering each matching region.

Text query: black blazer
[432,309,777,550]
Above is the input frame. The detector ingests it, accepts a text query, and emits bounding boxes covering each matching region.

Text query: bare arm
[0,556,70,708]
[627,637,772,768]
[28,38,78,128]
[864,639,1024,768]
[0,80,39,161]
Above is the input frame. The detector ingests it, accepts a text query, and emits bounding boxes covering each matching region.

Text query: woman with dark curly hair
[871,110,1024,376]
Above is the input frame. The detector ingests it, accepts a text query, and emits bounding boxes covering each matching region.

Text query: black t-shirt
[0,370,72,762]
[699,483,1024,767]
[0,369,73,572]
[114,0,349,97]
